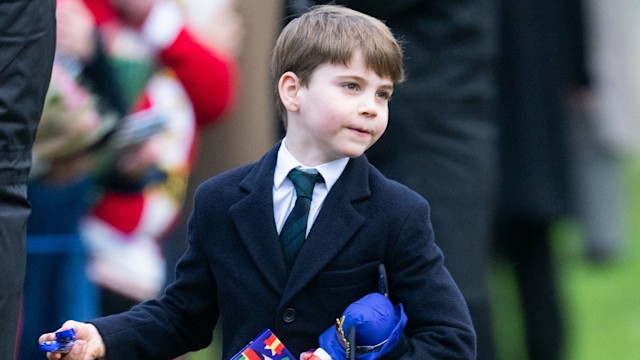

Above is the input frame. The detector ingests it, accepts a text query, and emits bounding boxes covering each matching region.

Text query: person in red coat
[64,0,240,312]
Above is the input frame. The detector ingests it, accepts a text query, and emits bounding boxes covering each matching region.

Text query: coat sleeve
[90,210,220,359]
[387,199,477,359]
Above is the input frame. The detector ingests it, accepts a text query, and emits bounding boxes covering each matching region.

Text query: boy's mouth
[348,126,372,136]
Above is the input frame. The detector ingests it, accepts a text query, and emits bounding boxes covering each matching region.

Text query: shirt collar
[275,138,349,191]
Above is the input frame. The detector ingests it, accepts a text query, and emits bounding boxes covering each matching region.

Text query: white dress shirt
[273,139,349,236]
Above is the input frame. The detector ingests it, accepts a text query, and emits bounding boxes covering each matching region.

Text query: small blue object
[319,293,408,360]
[39,328,76,353]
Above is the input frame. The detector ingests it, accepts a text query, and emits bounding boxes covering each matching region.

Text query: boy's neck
[283,137,321,167]
[282,137,347,168]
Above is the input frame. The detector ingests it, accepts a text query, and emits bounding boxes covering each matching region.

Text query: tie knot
[288,168,323,199]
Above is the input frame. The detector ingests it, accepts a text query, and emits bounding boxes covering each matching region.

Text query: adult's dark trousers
[494,218,565,360]
[0,0,56,358]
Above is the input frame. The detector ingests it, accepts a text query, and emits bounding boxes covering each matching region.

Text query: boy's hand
[300,354,328,360]
[39,321,106,360]
[300,348,332,360]
[300,353,323,360]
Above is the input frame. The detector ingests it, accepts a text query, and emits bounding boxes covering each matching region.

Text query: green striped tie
[280,168,323,269]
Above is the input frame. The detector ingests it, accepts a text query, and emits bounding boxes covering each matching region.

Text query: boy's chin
[342,149,367,159]
[339,143,373,159]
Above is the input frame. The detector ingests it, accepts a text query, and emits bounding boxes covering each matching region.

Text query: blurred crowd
[18,0,241,359]
[13,0,640,359]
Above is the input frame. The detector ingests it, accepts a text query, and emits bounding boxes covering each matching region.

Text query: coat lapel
[229,144,288,294]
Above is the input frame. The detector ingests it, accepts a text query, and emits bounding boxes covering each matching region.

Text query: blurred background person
[66,0,241,316]
[20,1,185,353]
[160,0,244,289]
[0,1,55,359]
[492,0,587,359]
[567,0,640,264]
[581,0,640,160]
[297,1,500,358]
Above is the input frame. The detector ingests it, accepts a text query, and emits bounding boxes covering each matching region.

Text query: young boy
[39,5,475,359]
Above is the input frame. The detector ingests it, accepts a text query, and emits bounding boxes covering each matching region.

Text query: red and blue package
[230,329,295,360]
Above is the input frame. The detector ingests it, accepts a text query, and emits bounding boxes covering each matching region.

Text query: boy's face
[281,50,394,166]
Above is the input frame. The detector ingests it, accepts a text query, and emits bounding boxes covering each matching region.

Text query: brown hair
[272,5,404,124]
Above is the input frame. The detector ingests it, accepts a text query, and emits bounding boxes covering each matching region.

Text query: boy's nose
[358,98,378,118]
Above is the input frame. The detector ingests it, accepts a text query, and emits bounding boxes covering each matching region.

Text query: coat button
[282,308,296,323]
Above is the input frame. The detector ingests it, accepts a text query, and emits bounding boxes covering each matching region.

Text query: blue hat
[318,293,408,360]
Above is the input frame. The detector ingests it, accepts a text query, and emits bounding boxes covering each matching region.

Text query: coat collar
[229,142,372,302]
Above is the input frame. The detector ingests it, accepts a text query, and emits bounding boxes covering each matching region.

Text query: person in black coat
[0,1,56,359]
[493,0,587,358]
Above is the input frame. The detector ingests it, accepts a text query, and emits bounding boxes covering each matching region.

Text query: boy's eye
[377,91,392,100]
[343,83,359,91]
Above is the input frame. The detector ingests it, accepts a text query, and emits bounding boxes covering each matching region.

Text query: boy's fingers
[45,350,63,360]
[47,339,86,360]
[38,332,56,344]
[61,320,80,330]
[67,339,87,359]
[299,352,314,360]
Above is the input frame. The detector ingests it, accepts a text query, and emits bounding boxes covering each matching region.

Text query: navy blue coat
[91,143,475,359]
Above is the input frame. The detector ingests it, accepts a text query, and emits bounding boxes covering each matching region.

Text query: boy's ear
[278,71,301,112]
